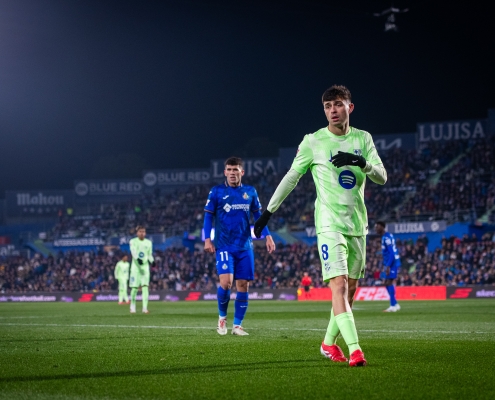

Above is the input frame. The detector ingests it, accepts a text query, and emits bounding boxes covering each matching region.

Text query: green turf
[0,300,494,400]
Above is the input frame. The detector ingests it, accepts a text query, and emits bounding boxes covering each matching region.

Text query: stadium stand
[1,232,494,293]
[1,137,495,293]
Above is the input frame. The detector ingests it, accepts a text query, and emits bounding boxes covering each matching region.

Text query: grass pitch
[0,299,494,400]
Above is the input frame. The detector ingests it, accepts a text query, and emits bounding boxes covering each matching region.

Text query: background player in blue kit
[375,221,401,312]
[204,157,276,336]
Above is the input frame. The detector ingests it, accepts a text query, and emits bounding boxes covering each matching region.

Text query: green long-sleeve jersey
[114,261,130,280]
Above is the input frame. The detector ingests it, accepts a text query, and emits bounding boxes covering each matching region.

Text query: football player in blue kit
[375,221,401,312]
[204,157,276,335]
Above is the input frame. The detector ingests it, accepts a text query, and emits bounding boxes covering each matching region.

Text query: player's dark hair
[136,225,146,232]
[224,156,243,168]
[322,85,352,103]
[376,221,386,228]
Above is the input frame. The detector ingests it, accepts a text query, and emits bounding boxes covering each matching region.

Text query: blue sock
[387,285,397,306]
[217,287,230,318]
[233,292,249,326]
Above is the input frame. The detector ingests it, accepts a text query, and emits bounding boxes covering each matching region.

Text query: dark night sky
[0,0,493,193]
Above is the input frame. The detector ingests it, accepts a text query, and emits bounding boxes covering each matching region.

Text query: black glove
[149,261,155,268]
[331,151,366,168]
[137,258,143,266]
[254,210,272,238]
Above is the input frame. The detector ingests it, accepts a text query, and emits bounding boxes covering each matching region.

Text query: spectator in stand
[1,234,495,293]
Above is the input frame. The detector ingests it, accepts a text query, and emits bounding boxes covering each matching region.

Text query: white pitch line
[0,316,43,319]
[0,322,493,335]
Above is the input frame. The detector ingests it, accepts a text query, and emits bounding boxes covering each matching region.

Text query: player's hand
[137,258,143,266]
[386,267,390,276]
[204,238,216,253]
[265,235,276,254]
[331,151,366,168]
[254,210,272,238]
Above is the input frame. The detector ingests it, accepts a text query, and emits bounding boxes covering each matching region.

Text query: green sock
[335,312,361,353]
[142,286,149,310]
[118,289,123,303]
[323,308,340,345]
[123,289,129,303]
[131,288,138,306]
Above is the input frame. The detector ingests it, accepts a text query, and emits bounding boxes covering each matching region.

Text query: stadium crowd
[47,138,495,243]
[1,232,494,293]
[397,137,495,221]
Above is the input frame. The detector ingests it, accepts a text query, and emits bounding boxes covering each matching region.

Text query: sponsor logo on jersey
[243,192,249,200]
[338,170,357,189]
[223,203,249,212]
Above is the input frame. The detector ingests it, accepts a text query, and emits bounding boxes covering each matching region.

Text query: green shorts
[118,279,128,291]
[129,266,150,288]
[317,231,366,282]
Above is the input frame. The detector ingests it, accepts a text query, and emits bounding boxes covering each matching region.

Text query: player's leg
[118,279,124,304]
[129,267,139,313]
[344,235,367,366]
[216,250,234,335]
[384,274,399,312]
[141,286,149,313]
[318,232,348,361]
[141,267,150,313]
[123,280,129,304]
[232,249,254,336]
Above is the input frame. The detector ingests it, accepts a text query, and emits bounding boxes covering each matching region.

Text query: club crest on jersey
[243,192,249,200]
[338,170,357,189]
[139,252,144,258]
[354,149,363,156]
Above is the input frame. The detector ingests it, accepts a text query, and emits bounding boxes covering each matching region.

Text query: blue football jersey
[381,232,401,268]
[204,183,262,251]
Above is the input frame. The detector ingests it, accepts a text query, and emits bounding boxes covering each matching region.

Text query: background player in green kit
[114,254,130,305]
[129,226,154,314]
[254,85,387,367]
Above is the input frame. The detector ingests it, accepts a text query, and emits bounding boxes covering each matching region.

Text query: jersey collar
[224,181,243,188]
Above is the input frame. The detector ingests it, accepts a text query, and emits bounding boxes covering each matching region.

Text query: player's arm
[114,263,120,279]
[252,210,276,253]
[129,240,142,265]
[148,241,154,265]
[203,189,217,253]
[362,132,387,185]
[203,211,216,253]
[254,136,312,238]
[331,133,387,185]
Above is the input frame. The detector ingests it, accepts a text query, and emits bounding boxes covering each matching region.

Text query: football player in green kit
[114,254,130,304]
[129,226,154,314]
[255,85,387,367]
